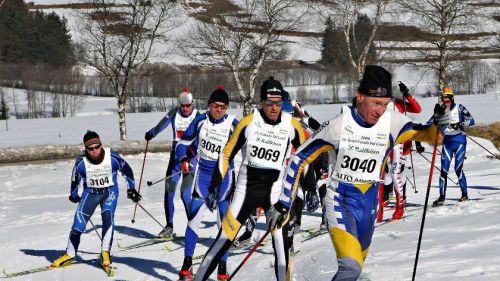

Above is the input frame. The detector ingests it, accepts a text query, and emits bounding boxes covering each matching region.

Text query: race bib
[444,106,461,135]
[198,115,235,160]
[84,148,113,188]
[174,109,198,141]
[333,106,390,183]
[244,112,292,170]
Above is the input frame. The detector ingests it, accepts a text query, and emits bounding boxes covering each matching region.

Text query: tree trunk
[117,95,127,140]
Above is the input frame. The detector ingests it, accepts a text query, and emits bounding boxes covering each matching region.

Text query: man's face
[441,96,452,108]
[209,102,227,120]
[356,93,391,125]
[261,96,283,122]
[180,103,193,116]
[86,144,103,161]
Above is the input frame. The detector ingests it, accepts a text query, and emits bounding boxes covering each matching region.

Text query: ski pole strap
[228,231,270,281]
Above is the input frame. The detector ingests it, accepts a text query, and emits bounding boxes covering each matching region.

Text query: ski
[118,235,182,250]
[300,228,328,242]
[2,262,77,278]
[164,237,208,252]
[376,213,415,228]
[102,265,115,277]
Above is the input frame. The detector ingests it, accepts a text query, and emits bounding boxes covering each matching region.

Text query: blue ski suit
[176,112,239,263]
[436,103,475,197]
[147,107,199,227]
[66,148,135,257]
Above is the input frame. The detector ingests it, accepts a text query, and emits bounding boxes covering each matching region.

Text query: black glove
[205,190,218,212]
[415,141,425,153]
[433,103,449,125]
[127,189,142,203]
[398,81,410,97]
[266,201,289,231]
[145,132,152,141]
[306,191,319,212]
[68,195,81,203]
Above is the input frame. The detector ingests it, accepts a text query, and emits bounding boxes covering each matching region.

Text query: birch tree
[78,0,178,140]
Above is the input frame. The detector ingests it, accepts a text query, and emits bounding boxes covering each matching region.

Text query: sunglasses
[263,100,283,107]
[86,144,101,151]
[210,103,227,110]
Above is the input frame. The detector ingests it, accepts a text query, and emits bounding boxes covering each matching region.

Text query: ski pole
[409,147,418,193]
[416,151,458,185]
[146,171,183,187]
[467,135,500,160]
[228,231,270,281]
[88,218,102,240]
[412,129,440,281]
[131,141,149,223]
[137,202,165,230]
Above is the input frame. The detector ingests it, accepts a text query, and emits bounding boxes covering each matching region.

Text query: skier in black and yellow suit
[193,77,306,281]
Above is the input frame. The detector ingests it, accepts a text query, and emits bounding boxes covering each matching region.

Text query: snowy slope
[1,93,500,281]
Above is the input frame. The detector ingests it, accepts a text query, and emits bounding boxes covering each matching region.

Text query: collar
[350,105,373,128]
[207,113,228,124]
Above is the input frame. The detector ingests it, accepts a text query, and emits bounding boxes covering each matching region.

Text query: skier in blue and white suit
[432,87,475,206]
[175,86,239,281]
[145,87,200,238]
[267,65,446,281]
[51,130,141,268]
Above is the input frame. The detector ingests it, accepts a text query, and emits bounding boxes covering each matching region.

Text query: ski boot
[51,253,74,268]
[157,225,174,239]
[178,256,193,281]
[100,250,111,266]
[432,195,445,207]
[217,261,230,281]
[458,193,469,202]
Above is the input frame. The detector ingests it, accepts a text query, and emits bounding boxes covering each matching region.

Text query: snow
[1,92,500,280]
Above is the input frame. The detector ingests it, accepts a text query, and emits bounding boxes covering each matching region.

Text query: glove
[398,81,410,97]
[306,191,319,212]
[127,189,142,203]
[205,191,218,212]
[415,142,425,153]
[433,103,449,125]
[449,122,464,130]
[266,201,289,231]
[144,132,152,141]
[180,157,193,174]
[68,195,81,203]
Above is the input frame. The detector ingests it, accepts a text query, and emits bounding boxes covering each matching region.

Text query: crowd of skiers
[51,64,475,281]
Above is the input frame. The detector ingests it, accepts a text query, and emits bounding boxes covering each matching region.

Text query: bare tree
[398,0,477,91]
[179,0,308,115]
[78,0,178,140]
[313,0,389,79]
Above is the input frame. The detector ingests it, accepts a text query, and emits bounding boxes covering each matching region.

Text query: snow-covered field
[0,93,500,280]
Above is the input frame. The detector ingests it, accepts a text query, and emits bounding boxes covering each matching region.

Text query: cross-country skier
[431,87,475,206]
[269,65,447,281]
[51,131,140,269]
[145,87,200,238]
[175,86,239,281]
[193,77,306,281]
[378,81,422,221]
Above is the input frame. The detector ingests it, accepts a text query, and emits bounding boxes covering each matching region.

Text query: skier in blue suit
[175,86,239,281]
[432,87,475,206]
[145,87,200,238]
[52,131,140,268]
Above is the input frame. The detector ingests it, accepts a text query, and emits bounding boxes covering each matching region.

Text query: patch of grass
[466,122,500,148]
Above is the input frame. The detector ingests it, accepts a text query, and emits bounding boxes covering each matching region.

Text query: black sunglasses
[86,144,101,151]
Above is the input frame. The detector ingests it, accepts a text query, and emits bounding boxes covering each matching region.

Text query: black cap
[83,130,101,148]
[260,77,284,101]
[208,85,229,105]
[358,65,392,98]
